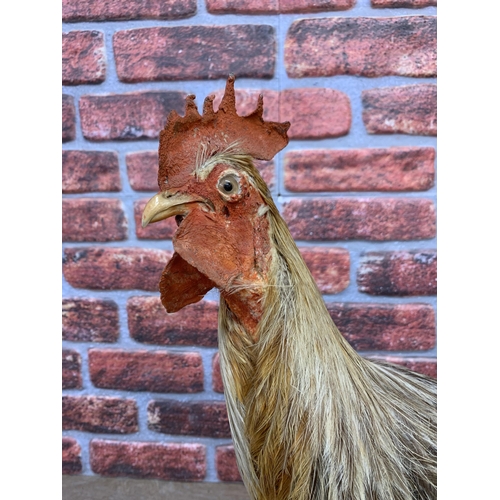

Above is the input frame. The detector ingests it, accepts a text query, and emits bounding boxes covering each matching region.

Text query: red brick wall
[62,0,437,483]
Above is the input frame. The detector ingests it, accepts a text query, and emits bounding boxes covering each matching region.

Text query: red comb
[157,75,290,187]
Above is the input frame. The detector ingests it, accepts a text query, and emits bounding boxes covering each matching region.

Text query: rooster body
[142,76,437,500]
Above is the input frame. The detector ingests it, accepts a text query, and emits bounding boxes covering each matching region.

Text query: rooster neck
[218,207,437,500]
[218,208,353,499]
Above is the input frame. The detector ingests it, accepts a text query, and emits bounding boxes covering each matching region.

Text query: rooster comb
[157,75,290,187]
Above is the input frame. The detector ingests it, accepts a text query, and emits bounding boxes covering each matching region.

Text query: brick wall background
[62,0,437,484]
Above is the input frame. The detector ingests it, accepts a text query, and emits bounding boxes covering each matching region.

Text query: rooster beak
[141,191,203,228]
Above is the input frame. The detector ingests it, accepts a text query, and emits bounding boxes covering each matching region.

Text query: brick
[128,297,218,347]
[62,298,119,343]
[62,151,121,194]
[207,0,355,13]
[62,199,128,242]
[206,0,356,14]
[280,0,355,10]
[134,199,178,240]
[284,147,435,192]
[79,92,186,141]
[282,198,436,241]
[89,349,204,393]
[362,84,437,136]
[357,250,437,296]
[280,88,350,139]
[63,247,171,290]
[62,95,76,142]
[63,438,82,475]
[113,25,275,82]
[212,353,224,393]
[62,349,82,389]
[63,396,138,434]
[126,151,159,191]
[63,0,197,22]
[216,445,242,482]
[148,400,231,438]
[299,247,350,294]
[327,303,435,351]
[90,439,206,481]
[208,0,277,12]
[369,356,437,378]
[285,16,436,78]
[372,0,436,7]
[62,31,106,85]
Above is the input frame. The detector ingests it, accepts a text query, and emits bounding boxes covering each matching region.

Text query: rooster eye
[217,174,240,197]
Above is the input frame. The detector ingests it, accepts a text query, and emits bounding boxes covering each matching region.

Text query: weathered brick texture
[62,151,121,194]
[63,438,82,475]
[113,25,275,82]
[148,400,231,437]
[327,303,435,351]
[126,151,159,191]
[62,199,128,242]
[284,147,435,192]
[62,349,82,389]
[63,396,138,434]
[63,0,197,22]
[90,439,206,481]
[62,31,106,85]
[62,298,119,343]
[282,0,356,11]
[285,16,436,78]
[372,0,437,7]
[128,298,218,346]
[299,247,350,294]
[79,92,186,141]
[216,445,242,482]
[357,250,437,296]
[63,247,171,290]
[88,349,204,393]
[362,84,437,136]
[282,198,436,241]
[281,88,350,139]
[207,0,355,14]
[62,95,76,142]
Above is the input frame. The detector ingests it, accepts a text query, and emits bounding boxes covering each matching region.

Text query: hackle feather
[217,155,437,500]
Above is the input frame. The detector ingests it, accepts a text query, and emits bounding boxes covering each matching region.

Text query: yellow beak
[141,191,203,228]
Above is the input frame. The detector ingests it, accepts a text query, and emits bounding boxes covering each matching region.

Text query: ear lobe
[159,252,215,313]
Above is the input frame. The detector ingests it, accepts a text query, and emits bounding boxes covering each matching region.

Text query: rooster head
[142,76,290,317]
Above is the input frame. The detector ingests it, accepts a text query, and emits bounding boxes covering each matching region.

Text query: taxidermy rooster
[142,76,437,500]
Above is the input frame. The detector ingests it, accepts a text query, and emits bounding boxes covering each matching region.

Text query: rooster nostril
[175,214,185,227]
